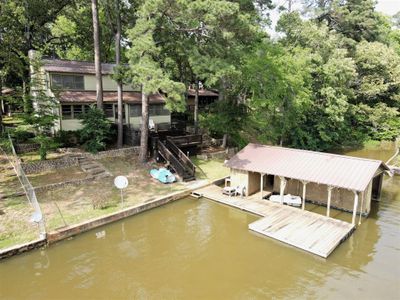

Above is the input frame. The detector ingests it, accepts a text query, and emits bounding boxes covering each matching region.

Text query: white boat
[269,194,302,207]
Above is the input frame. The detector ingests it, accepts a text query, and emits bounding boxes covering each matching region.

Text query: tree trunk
[91,0,103,109]
[115,0,123,148]
[139,85,149,163]
[194,80,199,134]
[222,133,228,148]
[0,79,3,133]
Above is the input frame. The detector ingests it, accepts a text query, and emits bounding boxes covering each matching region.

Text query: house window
[83,105,91,113]
[51,74,84,90]
[73,105,83,118]
[104,104,114,118]
[61,105,72,119]
[150,104,169,116]
[129,105,141,117]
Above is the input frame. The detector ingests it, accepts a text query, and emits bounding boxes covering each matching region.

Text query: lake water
[0,144,399,299]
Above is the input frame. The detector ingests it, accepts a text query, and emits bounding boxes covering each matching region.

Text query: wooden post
[260,173,264,200]
[279,176,286,204]
[326,186,333,217]
[301,181,308,210]
[352,191,359,226]
[358,191,364,225]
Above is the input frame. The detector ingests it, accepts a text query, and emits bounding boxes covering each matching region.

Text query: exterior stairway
[69,154,111,179]
[157,139,196,182]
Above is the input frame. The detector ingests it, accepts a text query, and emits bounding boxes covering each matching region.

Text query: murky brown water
[1,144,399,299]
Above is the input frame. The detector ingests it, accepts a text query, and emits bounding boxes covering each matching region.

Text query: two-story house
[29,50,218,136]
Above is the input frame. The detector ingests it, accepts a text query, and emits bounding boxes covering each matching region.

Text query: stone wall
[14,143,40,154]
[0,238,46,260]
[21,157,79,175]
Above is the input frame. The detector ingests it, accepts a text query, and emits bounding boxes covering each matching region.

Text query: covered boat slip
[194,144,389,257]
[194,184,354,258]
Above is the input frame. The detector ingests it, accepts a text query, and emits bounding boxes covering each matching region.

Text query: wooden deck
[194,184,355,258]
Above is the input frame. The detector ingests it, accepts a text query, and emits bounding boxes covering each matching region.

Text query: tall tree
[91,0,104,109]
[127,0,186,162]
[114,0,124,148]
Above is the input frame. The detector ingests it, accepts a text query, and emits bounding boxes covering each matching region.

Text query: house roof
[42,59,117,75]
[187,88,218,97]
[59,91,165,104]
[225,143,389,192]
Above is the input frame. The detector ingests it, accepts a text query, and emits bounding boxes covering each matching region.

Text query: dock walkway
[194,184,355,258]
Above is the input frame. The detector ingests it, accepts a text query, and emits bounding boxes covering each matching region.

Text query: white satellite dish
[114,176,129,206]
[114,176,128,189]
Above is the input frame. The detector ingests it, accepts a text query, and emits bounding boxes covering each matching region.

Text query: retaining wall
[47,189,193,244]
[21,157,79,175]
[14,143,40,154]
[0,238,46,260]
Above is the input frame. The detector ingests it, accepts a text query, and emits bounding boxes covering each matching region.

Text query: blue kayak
[150,168,176,184]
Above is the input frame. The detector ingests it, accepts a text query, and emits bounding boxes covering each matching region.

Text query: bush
[80,106,112,153]
[55,130,81,147]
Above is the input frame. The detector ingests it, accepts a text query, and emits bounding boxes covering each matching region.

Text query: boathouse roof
[225,143,390,192]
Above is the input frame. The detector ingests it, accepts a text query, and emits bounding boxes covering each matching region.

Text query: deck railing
[167,134,202,147]
[165,139,196,176]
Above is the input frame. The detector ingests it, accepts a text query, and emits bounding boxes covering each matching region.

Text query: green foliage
[55,130,81,147]
[32,135,59,160]
[80,106,111,153]
[200,99,248,147]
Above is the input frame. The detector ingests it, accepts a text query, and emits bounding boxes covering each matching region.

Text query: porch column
[352,191,359,226]
[279,176,287,204]
[358,191,364,225]
[301,181,308,210]
[260,173,265,200]
[326,186,333,217]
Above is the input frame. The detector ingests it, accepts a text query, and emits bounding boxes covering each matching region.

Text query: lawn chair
[235,185,246,198]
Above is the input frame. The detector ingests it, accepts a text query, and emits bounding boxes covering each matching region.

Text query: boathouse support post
[301,181,308,210]
[279,176,287,204]
[352,191,359,226]
[260,173,265,200]
[326,186,333,217]
[358,192,364,225]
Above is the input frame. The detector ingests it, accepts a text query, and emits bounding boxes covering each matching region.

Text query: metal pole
[121,189,124,207]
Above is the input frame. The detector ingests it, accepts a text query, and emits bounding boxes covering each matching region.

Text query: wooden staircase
[157,138,196,182]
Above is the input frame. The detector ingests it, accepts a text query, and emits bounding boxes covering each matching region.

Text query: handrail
[167,134,202,146]
[165,139,195,175]
[157,140,188,178]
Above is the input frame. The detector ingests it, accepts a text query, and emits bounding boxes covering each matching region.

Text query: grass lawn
[36,156,186,232]
[0,154,228,249]
[0,196,38,249]
[0,151,39,250]
[19,151,65,163]
[27,166,88,187]
[192,157,229,180]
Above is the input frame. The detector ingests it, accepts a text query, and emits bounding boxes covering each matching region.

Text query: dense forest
[1,0,399,153]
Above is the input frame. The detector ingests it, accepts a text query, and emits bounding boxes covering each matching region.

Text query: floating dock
[194,184,355,258]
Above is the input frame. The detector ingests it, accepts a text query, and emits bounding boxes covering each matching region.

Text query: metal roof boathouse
[195,143,390,257]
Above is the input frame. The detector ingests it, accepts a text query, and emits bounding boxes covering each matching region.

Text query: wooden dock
[194,185,355,258]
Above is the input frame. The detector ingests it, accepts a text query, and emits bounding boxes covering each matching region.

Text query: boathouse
[225,143,390,223]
